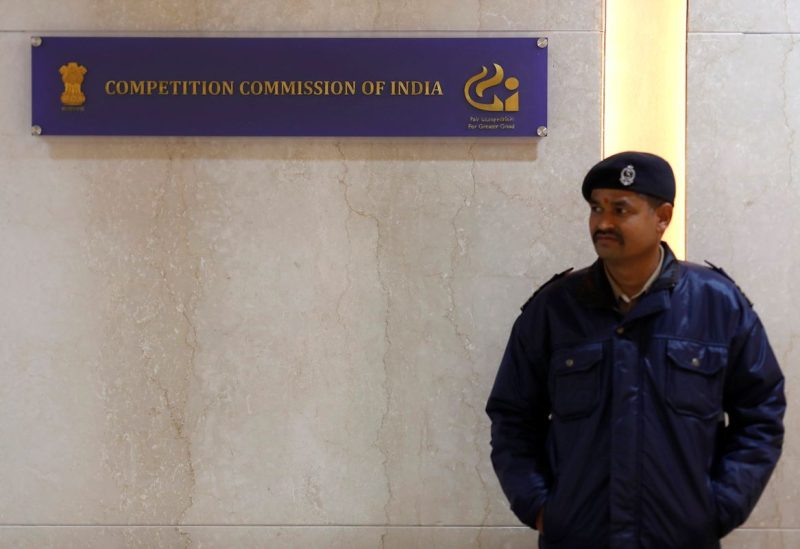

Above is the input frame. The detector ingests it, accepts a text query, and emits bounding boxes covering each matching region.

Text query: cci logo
[59,61,87,107]
[464,63,519,112]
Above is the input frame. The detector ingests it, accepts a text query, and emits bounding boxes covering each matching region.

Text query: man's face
[588,188,672,264]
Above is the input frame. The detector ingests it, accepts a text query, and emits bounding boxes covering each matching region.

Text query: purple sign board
[32,37,547,137]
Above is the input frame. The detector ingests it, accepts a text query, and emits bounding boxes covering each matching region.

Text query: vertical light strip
[604,0,687,259]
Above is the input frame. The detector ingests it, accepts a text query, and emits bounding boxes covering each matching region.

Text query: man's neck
[604,245,663,298]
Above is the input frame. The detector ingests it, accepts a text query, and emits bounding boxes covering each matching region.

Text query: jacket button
[691,357,701,367]
[565,359,574,367]
[616,326,625,335]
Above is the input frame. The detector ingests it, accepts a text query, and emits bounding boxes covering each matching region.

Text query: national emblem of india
[59,62,87,107]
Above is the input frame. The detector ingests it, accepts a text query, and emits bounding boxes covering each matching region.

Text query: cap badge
[620,164,636,186]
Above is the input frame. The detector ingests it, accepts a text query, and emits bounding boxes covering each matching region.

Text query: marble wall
[0,1,601,547]
[10,2,795,547]
[688,2,800,547]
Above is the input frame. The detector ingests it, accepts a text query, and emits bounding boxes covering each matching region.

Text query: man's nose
[596,213,615,230]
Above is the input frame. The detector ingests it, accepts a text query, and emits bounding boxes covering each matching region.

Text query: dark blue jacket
[486,244,785,549]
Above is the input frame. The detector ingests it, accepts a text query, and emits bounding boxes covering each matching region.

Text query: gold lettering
[105,79,270,97]
[390,80,443,96]
[100,78,309,97]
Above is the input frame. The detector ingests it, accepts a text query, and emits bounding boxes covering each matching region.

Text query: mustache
[593,229,624,244]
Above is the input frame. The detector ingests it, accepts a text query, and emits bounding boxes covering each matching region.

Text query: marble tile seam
[0,525,797,531]
[689,30,800,35]
[1,29,603,35]
[0,525,534,529]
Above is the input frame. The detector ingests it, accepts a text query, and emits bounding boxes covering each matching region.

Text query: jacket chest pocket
[665,340,727,419]
[550,345,603,420]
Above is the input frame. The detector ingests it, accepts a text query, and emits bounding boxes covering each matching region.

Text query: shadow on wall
[39,136,540,162]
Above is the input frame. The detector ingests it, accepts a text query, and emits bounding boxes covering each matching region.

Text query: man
[486,151,785,548]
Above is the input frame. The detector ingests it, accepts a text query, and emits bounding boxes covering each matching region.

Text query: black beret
[581,151,675,204]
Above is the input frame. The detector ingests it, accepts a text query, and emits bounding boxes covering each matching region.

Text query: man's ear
[656,203,673,233]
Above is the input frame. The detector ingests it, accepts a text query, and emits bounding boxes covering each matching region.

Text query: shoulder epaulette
[521,268,573,311]
[704,260,754,307]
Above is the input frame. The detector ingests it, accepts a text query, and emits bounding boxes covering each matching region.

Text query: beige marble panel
[0,0,600,32]
[1,10,601,537]
[0,34,29,137]
[0,1,203,32]
[0,138,394,524]
[175,140,390,525]
[0,526,537,548]
[723,529,800,549]
[742,458,800,529]
[689,1,800,32]
[0,138,149,523]
[479,0,600,31]
[383,526,537,548]
[359,33,600,526]
[0,528,189,549]
[6,526,800,548]
[688,33,800,528]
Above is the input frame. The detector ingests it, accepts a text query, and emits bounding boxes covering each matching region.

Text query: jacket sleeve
[485,314,552,528]
[712,313,786,537]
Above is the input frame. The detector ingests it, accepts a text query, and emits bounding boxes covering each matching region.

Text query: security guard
[486,151,785,548]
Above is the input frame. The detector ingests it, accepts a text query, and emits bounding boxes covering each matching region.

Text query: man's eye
[591,206,602,213]
[615,208,627,215]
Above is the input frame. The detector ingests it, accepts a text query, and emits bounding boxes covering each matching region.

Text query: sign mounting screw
[31,36,42,47]
[537,37,548,49]
[31,125,42,136]
[537,126,548,137]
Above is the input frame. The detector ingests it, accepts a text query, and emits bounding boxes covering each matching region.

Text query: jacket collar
[575,242,680,310]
